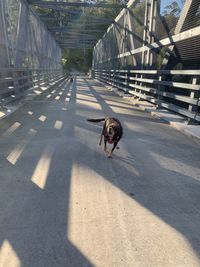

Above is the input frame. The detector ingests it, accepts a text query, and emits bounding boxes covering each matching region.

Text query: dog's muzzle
[107,127,114,144]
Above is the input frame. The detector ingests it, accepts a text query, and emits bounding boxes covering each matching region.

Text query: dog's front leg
[108,142,118,158]
[104,139,107,153]
[99,126,105,146]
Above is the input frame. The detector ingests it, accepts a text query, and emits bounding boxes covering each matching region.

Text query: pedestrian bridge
[0,0,200,266]
[0,75,200,266]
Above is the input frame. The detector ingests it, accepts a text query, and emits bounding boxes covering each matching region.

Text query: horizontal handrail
[95,69,200,76]
[93,69,200,122]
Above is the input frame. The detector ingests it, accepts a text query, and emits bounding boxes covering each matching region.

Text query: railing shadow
[0,76,200,266]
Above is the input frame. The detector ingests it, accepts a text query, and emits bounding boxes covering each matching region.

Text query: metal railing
[93,69,200,122]
[0,68,64,107]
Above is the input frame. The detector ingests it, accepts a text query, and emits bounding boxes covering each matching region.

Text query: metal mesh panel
[182,0,200,31]
[128,1,145,49]
[0,0,62,69]
[0,0,63,107]
[93,0,200,71]
[0,1,10,67]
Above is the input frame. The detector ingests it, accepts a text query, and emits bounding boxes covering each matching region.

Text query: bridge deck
[0,76,200,266]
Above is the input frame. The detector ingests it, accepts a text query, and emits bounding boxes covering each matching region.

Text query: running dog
[87,117,123,158]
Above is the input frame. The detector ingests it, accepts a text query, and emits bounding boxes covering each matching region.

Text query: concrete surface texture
[0,76,200,267]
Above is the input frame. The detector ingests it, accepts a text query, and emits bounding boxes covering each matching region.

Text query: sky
[160,0,184,14]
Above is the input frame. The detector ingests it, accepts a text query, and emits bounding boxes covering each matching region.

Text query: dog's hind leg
[100,123,106,147]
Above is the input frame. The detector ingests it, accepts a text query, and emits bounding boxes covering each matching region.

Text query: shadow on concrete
[0,76,200,266]
[0,77,93,267]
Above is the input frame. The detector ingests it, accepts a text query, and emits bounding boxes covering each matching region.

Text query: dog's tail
[87,118,105,123]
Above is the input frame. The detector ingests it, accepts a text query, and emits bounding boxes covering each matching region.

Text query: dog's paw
[107,152,112,158]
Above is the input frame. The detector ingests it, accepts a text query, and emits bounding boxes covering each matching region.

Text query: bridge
[0,1,200,266]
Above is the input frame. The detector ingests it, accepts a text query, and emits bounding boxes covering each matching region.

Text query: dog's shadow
[111,154,135,165]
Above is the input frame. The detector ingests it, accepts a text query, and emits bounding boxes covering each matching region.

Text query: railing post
[156,74,164,108]
[188,77,199,124]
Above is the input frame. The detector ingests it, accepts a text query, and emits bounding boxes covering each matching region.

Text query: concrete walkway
[0,76,200,267]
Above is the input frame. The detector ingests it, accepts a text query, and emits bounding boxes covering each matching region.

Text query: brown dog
[87,117,123,158]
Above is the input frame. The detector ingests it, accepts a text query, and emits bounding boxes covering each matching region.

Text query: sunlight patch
[67,163,143,266]
[39,115,47,122]
[41,86,48,90]
[33,90,42,95]
[54,120,63,130]
[7,128,37,165]
[0,240,20,267]
[150,152,200,181]
[0,111,6,119]
[76,98,102,111]
[2,122,21,137]
[31,145,54,189]
[67,162,200,266]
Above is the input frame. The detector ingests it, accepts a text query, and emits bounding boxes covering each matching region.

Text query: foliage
[33,0,185,71]
[32,0,127,71]
[62,48,93,72]
[61,0,124,72]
